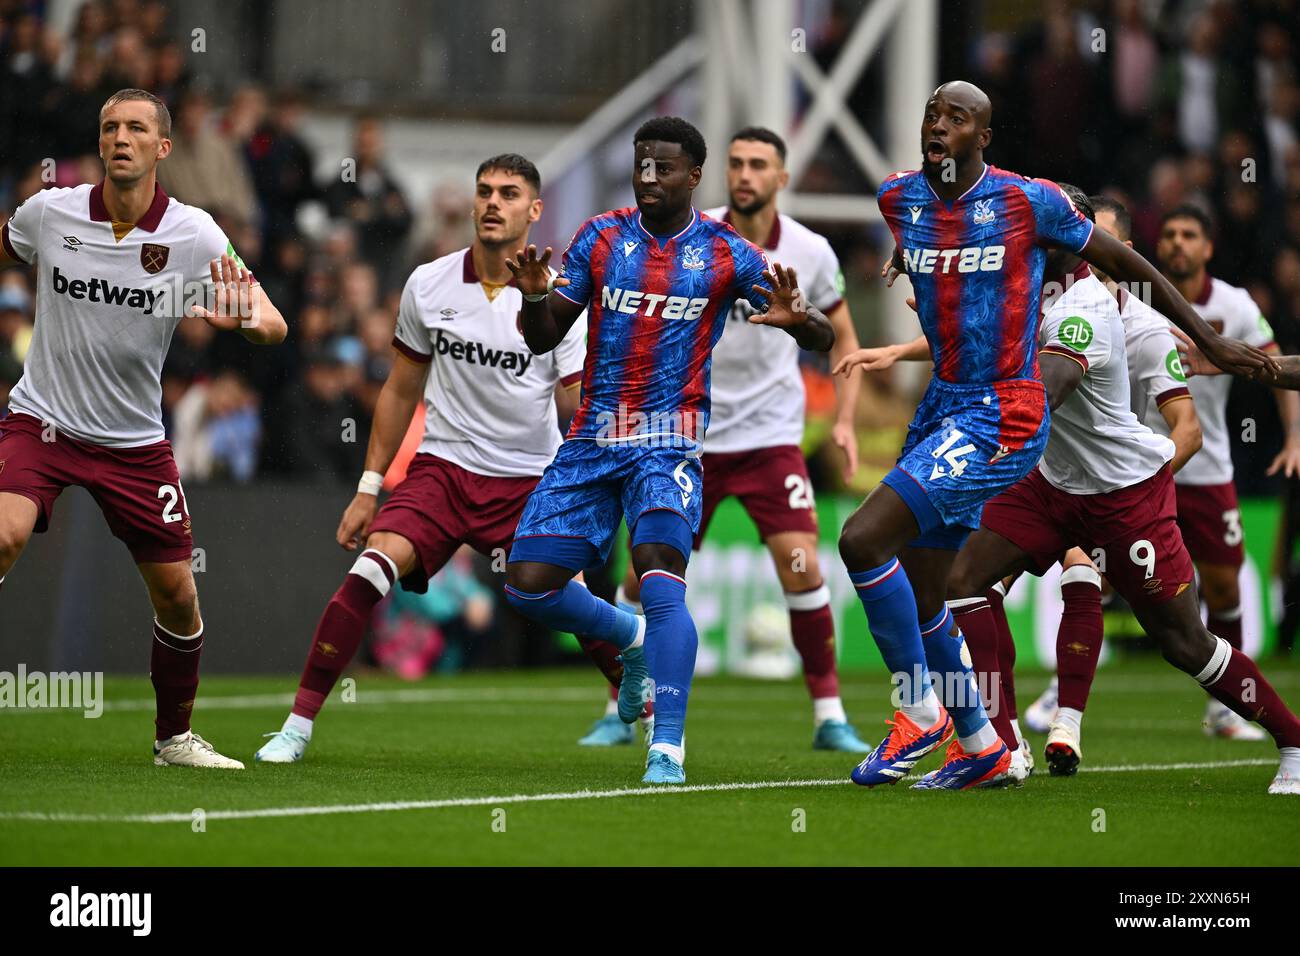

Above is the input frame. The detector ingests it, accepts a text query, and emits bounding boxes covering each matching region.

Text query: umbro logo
[623,240,638,256]
[62,236,82,251]
[438,307,458,320]
[989,445,1011,463]
[910,206,923,223]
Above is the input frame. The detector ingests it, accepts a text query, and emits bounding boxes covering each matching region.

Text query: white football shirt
[1117,287,1192,432]
[702,208,844,453]
[1037,270,1175,494]
[3,182,239,446]
[393,247,586,478]
[1154,275,1274,486]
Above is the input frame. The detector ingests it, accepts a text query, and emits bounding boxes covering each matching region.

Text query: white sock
[813,696,847,726]
[649,742,684,764]
[1056,706,1083,735]
[1011,718,1024,745]
[603,697,618,718]
[284,713,313,738]
[958,721,999,753]
[1280,747,1300,772]
[901,686,942,728]
[625,613,645,650]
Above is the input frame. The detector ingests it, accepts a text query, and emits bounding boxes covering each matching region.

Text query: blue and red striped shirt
[878,164,1094,385]
[556,207,770,447]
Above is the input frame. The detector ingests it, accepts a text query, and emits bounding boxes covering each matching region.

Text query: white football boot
[1203,699,1267,741]
[1024,676,1059,735]
[154,731,245,769]
[1044,719,1082,777]
[255,728,311,762]
[1269,749,1300,795]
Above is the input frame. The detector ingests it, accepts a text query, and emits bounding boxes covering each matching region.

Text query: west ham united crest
[140,243,169,274]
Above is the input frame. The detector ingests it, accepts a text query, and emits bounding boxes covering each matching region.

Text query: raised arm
[746,263,834,352]
[506,244,585,355]
[826,301,862,479]
[833,335,928,376]
[1079,229,1274,378]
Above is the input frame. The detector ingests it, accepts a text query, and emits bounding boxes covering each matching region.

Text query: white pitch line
[0,758,1278,825]
[6,670,1293,716]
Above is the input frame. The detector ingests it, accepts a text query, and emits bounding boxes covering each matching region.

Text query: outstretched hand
[748,263,808,329]
[191,254,257,331]
[833,345,902,377]
[504,245,570,298]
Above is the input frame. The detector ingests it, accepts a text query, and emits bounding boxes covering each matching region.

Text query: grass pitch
[1,659,1297,866]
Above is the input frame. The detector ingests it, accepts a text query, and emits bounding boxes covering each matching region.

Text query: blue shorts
[509,439,703,570]
[884,378,1049,551]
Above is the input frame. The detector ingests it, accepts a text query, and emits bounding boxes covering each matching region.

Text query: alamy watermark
[0,665,103,718]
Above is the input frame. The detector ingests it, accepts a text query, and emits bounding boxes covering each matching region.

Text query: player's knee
[1199,570,1240,612]
[504,562,564,597]
[772,543,821,591]
[945,559,983,601]
[838,515,888,571]
[0,536,24,576]
[1157,624,1214,674]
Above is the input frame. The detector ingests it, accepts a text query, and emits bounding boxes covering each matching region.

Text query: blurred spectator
[324,117,412,290]
[172,368,263,482]
[157,87,259,225]
[371,546,496,679]
[408,181,473,268]
[0,284,31,407]
[245,89,319,247]
[265,340,367,480]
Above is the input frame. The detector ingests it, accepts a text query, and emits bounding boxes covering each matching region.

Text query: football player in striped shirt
[503,117,835,784]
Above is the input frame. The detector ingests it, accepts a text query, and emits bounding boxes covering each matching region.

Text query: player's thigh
[950,475,1066,599]
[0,492,39,568]
[946,529,1039,601]
[622,449,701,571]
[90,442,196,567]
[509,442,622,584]
[766,530,823,592]
[1128,586,1217,672]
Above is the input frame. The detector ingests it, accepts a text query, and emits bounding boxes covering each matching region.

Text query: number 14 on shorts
[931,429,976,480]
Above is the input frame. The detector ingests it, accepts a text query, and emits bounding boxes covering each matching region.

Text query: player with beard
[933,188,1300,796]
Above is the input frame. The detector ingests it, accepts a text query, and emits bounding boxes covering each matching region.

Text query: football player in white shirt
[574,127,870,751]
[938,193,1300,795]
[1151,208,1300,736]
[257,154,627,763]
[0,89,288,770]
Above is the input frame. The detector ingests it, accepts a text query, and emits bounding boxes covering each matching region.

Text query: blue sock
[919,605,991,743]
[640,570,695,752]
[503,581,639,649]
[848,558,932,706]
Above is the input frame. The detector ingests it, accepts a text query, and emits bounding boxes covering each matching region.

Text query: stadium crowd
[2,0,1298,494]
